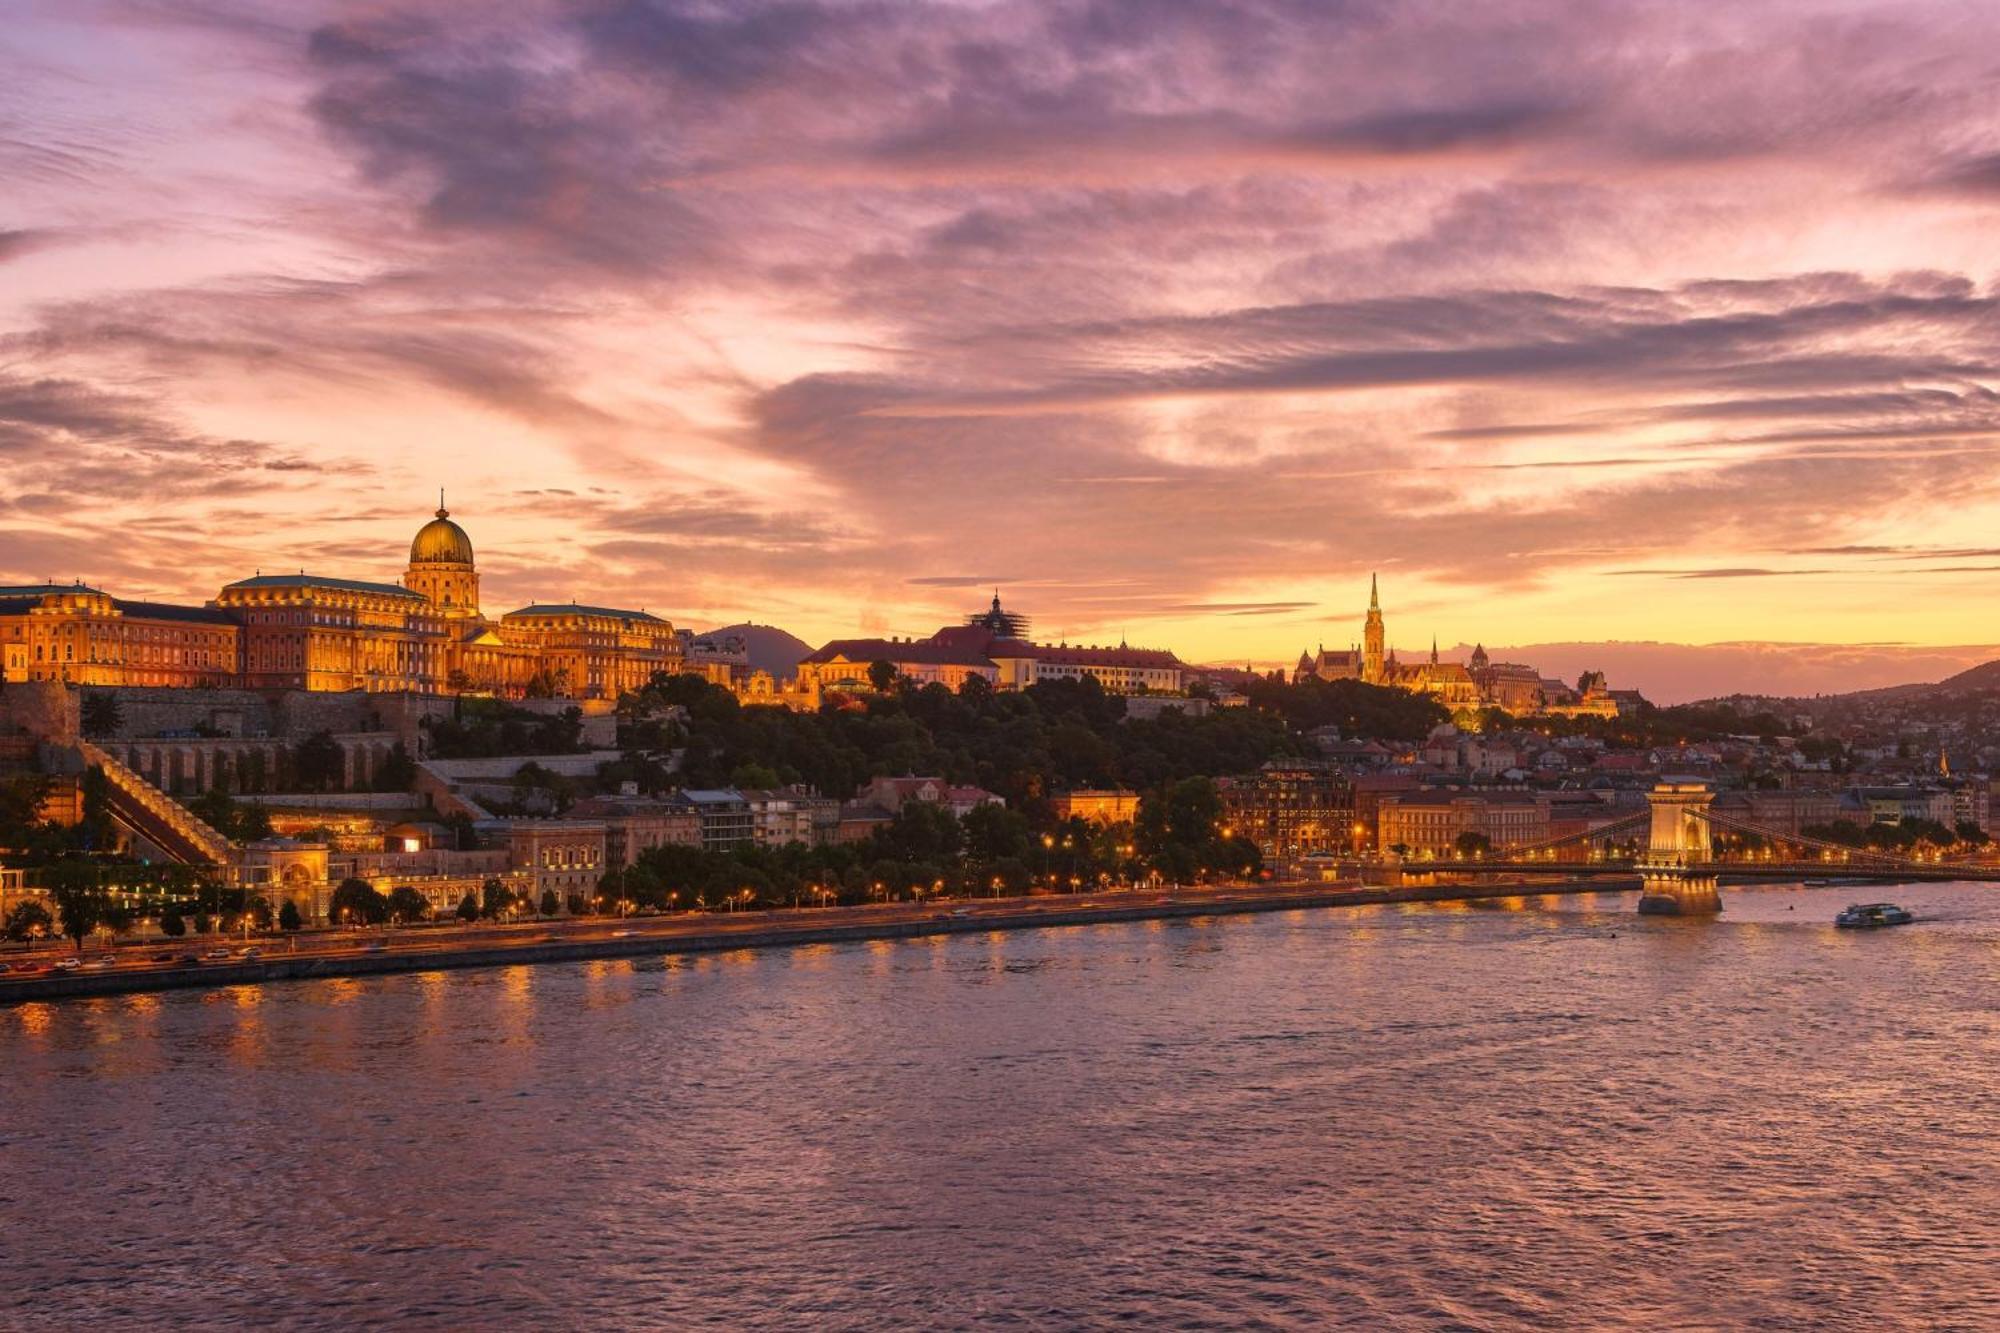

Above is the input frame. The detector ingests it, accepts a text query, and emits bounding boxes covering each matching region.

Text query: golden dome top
[410,505,474,565]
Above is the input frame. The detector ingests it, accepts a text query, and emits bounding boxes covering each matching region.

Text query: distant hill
[1468,640,2000,705]
[1684,656,2000,714]
[1933,658,2000,694]
[698,623,813,678]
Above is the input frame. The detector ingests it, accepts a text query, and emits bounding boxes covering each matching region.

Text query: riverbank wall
[0,878,1640,1005]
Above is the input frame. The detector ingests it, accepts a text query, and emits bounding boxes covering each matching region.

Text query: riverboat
[1835,902,1913,929]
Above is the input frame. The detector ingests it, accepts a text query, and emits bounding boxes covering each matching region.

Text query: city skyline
[11,1,2000,696]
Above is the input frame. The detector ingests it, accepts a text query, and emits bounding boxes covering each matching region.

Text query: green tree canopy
[329,877,388,926]
[42,860,104,947]
[481,878,515,919]
[80,691,124,738]
[387,886,430,924]
[3,900,54,942]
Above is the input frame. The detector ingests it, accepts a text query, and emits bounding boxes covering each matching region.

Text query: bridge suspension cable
[1496,808,1648,861]
[1701,809,1953,872]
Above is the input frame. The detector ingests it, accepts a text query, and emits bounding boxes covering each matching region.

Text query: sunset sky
[8,0,2000,701]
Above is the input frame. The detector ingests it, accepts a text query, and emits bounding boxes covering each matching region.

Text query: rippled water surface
[4,883,1999,1330]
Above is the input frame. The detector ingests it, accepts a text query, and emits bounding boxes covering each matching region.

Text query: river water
[3,883,1997,1331]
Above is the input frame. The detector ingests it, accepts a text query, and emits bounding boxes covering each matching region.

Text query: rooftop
[0,582,107,597]
[679,788,750,806]
[222,573,424,600]
[115,599,237,625]
[504,603,668,623]
[802,637,998,668]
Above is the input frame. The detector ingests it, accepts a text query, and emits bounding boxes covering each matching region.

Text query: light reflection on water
[1,883,1997,1330]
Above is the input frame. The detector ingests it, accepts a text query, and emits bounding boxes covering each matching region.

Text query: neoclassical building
[2,503,682,701]
[0,584,240,688]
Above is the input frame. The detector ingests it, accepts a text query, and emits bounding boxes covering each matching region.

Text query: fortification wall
[0,679,80,742]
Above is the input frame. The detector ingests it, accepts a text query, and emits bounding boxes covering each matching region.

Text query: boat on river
[1835,902,1914,929]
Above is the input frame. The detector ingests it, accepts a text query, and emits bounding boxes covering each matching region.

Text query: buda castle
[0,503,682,701]
[1293,576,1619,719]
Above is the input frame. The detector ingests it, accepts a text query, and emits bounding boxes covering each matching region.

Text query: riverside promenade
[0,876,1641,1004]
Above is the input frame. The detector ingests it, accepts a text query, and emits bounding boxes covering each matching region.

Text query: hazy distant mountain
[1464,641,2000,706]
[1931,658,2000,694]
[699,623,814,677]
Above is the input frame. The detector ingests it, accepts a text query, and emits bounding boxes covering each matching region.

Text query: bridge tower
[1637,780,1720,915]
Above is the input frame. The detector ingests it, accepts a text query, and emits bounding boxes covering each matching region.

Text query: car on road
[203,947,232,962]
[0,963,12,976]
[176,954,202,966]
[52,956,82,971]
[237,947,263,960]
[149,951,176,963]
[610,929,636,938]
[82,956,115,971]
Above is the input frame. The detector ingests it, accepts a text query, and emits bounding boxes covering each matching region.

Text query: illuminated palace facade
[1,506,682,701]
[1293,575,1619,719]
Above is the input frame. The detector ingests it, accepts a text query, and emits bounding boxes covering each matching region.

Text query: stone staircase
[79,742,232,866]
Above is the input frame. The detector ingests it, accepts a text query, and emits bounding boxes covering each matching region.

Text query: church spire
[1362,573,1386,685]
[1431,634,1438,665]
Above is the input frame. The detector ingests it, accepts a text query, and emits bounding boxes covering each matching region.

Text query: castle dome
[411,505,474,565]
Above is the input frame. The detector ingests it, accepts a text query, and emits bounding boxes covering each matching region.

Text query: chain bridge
[1441,779,2000,915]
